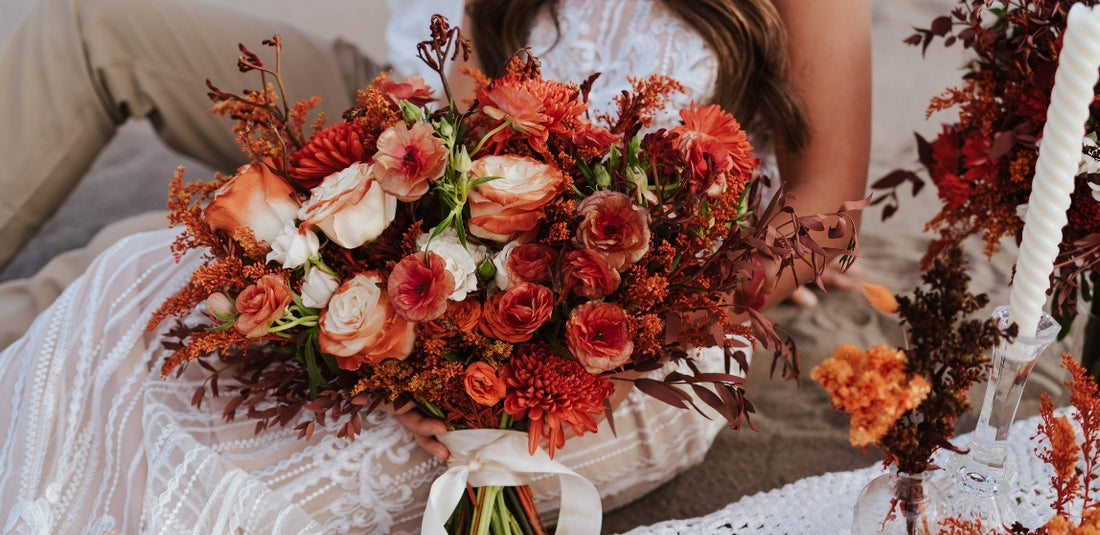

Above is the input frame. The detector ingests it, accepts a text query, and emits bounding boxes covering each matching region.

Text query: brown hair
[465,0,807,152]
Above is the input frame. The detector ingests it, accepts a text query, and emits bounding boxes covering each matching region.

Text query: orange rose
[319,272,416,370]
[234,274,294,338]
[479,282,554,343]
[467,155,566,243]
[573,190,650,271]
[463,361,506,406]
[564,301,634,373]
[205,160,299,245]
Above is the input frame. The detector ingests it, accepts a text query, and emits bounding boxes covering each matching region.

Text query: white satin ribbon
[421,429,602,535]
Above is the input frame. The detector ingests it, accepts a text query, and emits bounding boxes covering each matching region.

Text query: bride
[0,0,870,532]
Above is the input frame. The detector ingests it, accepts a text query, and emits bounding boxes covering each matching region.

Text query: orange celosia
[811,344,931,448]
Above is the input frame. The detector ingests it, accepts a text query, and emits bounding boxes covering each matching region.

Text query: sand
[0,0,1089,532]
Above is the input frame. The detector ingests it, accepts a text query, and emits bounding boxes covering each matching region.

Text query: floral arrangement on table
[813,247,1007,475]
[935,353,1100,534]
[872,0,1100,334]
[146,15,861,533]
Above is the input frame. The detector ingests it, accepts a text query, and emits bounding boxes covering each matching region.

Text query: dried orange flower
[861,282,898,314]
[811,344,930,448]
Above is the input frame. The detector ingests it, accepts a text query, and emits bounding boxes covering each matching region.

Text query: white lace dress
[0,2,742,533]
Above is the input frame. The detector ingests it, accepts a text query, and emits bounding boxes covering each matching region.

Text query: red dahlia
[289,121,370,188]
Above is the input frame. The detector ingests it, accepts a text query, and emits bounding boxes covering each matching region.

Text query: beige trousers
[0,0,383,349]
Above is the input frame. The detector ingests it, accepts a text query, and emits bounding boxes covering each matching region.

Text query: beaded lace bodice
[529,0,717,127]
[386,0,718,130]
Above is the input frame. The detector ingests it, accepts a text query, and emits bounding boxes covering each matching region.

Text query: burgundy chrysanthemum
[501,344,614,458]
[289,122,370,189]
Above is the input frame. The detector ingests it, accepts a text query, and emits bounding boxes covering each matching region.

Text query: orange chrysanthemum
[811,344,931,448]
[501,344,614,458]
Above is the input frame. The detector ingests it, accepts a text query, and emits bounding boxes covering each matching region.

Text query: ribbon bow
[421,429,602,534]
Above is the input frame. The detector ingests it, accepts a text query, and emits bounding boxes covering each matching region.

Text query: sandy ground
[0,0,1090,533]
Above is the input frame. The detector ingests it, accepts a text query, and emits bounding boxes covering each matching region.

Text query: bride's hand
[381,402,451,461]
[786,257,867,308]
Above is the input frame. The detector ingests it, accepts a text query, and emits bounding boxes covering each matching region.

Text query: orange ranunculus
[233,274,294,338]
[373,120,448,202]
[573,190,650,271]
[205,160,299,245]
[479,282,554,343]
[387,251,455,322]
[319,272,416,370]
[564,301,634,372]
[463,361,506,406]
[562,249,620,299]
[671,102,756,197]
[507,243,556,285]
[422,298,482,339]
[467,155,567,243]
[375,74,436,106]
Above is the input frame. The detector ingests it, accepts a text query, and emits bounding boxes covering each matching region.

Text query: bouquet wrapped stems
[447,484,547,535]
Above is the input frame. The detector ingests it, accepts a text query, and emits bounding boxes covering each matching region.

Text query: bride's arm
[763,0,872,310]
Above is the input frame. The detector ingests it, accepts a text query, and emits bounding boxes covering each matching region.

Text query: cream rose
[467,155,566,243]
[300,267,340,309]
[318,272,416,370]
[298,162,398,249]
[417,227,488,301]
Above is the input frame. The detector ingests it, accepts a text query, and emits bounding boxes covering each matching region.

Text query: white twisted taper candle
[1008,3,1100,338]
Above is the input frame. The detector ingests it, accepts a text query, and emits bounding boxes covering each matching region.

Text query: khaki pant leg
[0,0,383,271]
[0,0,384,347]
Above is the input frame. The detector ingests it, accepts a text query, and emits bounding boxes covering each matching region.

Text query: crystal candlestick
[936,305,1059,528]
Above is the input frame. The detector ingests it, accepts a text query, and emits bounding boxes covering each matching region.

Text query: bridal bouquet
[873,0,1100,332]
[148,16,858,533]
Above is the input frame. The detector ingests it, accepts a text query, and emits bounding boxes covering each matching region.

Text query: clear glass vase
[934,305,1059,528]
[852,466,945,535]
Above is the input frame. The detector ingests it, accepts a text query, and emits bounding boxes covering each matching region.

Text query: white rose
[492,240,523,291]
[298,162,398,249]
[417,227,488,301]
[266,221,320,269]
[301,267,340,309]
[1079,136,1100,176]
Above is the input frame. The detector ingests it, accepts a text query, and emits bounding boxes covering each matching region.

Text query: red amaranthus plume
[289,121,371,188]
[501,344,614,458]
